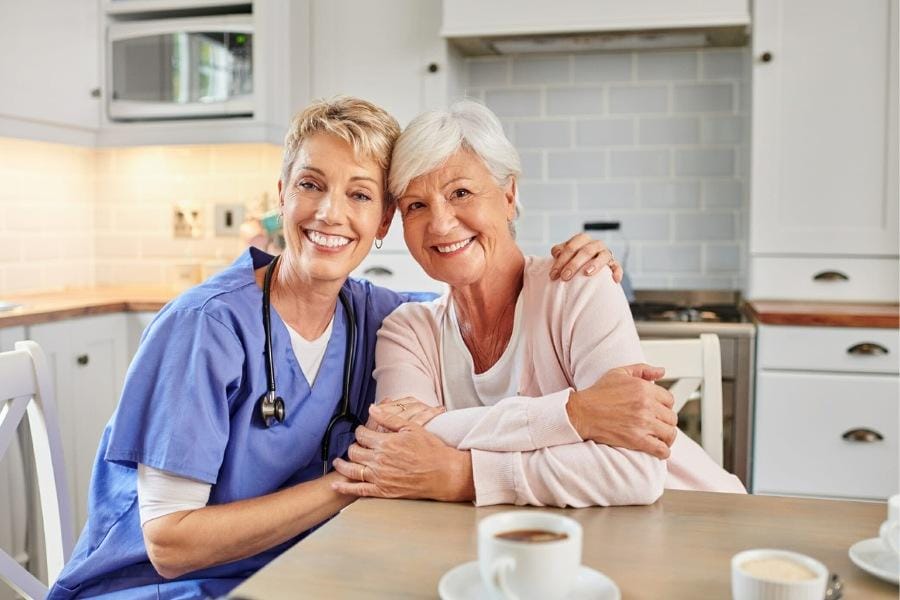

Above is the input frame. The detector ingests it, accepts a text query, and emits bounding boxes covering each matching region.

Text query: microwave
[107,16,253,121]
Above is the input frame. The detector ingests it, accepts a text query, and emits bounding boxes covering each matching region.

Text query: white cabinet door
[0,0,101,144]
[28,314,129,531]
[309,0,449,127]
[753,371,899,500]
[750,0,899,256]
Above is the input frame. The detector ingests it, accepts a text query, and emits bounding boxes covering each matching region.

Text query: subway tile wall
[93,144,281,286]
[0,138,95,293]
[467,48,750,290]
[0,139,282,293]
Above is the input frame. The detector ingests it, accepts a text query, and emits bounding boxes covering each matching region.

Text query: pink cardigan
[373,256,747,507]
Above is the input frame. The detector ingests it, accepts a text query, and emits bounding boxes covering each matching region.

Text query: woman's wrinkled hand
[331,409,474,502]
[566,363,678,460]
[371,398,446,428]
[549,232,623,283]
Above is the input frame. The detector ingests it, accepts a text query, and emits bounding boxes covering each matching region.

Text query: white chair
[0,341,74,600]
[640,333,724,466]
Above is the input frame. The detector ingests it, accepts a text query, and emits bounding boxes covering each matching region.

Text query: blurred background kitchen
[0,0,897,596]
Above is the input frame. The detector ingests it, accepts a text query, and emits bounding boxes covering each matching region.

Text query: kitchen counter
[746,300,900,329]
[0,286,178,328]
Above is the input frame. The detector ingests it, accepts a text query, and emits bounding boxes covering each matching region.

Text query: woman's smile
[432,236,475,256]
[303,228,355,253]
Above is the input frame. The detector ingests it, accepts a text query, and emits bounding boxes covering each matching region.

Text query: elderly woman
[332,100,746,506]
[47,98,615,599]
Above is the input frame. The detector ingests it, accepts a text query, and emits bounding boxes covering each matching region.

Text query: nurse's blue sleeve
[105,308,244,485]
[399,291,438,303]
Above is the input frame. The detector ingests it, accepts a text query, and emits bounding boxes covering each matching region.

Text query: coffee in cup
[478,511,582,600]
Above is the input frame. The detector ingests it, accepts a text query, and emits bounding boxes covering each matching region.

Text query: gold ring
[398,403,406,411]
[361,465,368,481]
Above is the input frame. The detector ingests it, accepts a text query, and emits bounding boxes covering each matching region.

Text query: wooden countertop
[0,286,179,328]
[231,491,896,599]
[746,300,900,328]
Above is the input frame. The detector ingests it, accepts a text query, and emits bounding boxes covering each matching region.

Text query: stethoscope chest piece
[259,390,285,426]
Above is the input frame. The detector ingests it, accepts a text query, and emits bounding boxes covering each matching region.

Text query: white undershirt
[137,317,334,526]
[441,294,524,410]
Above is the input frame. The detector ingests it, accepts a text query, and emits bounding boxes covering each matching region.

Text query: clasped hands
[332,363,678,499]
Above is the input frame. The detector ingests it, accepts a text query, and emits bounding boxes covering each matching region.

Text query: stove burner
[630,302,744,323]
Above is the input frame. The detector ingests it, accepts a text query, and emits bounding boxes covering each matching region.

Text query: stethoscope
[257,254,361,474]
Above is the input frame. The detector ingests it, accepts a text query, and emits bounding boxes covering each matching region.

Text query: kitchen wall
[465,48,750,290]
[0,138,95,293]
[0,141,282,293]
[93,144,281,286]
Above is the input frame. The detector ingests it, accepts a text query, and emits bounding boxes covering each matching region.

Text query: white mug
[478,511,582,600]
[880,494,900,556]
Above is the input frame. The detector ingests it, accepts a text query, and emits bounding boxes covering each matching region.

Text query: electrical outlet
[174,204,204,239]
[215,203,245,237]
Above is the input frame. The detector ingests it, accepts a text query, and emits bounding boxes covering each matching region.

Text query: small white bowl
[731,549,828,600]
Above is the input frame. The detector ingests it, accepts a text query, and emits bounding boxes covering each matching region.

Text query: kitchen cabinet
[748,0,899,300]
[752,324,900,500]
[309,0,462,128]
[0,0,101,146]
[441,0,750,38]
[28,314,130,532]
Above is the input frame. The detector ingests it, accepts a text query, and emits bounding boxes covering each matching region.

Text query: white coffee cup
[880,494,900,556]
[732,549,828,600]
[478,511,582,600]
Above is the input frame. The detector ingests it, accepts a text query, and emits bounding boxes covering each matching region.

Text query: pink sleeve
[374,308,582,450]
[470,443,665,507]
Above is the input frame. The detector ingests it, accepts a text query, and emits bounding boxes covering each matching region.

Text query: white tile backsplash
[465,47,749,289]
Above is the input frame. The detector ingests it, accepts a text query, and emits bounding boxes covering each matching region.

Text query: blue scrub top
[48,248,433,600]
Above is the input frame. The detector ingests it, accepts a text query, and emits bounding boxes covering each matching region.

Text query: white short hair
[389,99,522,205]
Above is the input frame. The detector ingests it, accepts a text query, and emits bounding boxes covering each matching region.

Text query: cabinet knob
[76,354,89,366]
[812,270,849,282]
[846,342,889,356]
[427,62,440,73]
[363,266,394,277]
[90,87,101,98]
[759,51,773,63]
[841,428,883,443]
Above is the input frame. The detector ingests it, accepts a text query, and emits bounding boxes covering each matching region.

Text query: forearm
[424,389,580,451]
[143,472,354,578]
[471,442,666,508]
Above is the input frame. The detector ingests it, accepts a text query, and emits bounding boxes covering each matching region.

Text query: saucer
[848,537,899,585]
[438,561,620,600]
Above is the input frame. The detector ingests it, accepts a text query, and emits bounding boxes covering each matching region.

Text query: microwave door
[108,16,253,121]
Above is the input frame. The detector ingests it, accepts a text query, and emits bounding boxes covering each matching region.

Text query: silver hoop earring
[374,238,383,249]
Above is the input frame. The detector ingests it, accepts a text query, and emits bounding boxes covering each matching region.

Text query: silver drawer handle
[847,342,889,356]
[841,428,884,443]
[363,267,394,277]
[812,270,849,282]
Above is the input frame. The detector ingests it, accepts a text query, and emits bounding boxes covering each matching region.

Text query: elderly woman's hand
[331,410,475,502]
[550,233,623,283]
[566,363,679,460]
[371,398,445,428]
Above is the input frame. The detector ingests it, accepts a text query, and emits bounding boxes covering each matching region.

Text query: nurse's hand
[330,411,475,502]
[550,233,623,283]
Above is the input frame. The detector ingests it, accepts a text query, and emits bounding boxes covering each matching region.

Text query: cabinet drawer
[748,257,899,302]
[352,253,447,295]
[758,325,899,374]
[753,371,899,499]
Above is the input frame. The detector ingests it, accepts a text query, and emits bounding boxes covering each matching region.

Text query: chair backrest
[640,333,724,467]
[0,341,73,600]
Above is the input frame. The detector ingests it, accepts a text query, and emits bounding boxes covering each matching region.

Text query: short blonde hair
[281,96,401,207]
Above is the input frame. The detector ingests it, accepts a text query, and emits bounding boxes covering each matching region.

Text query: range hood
[442,0,750,55]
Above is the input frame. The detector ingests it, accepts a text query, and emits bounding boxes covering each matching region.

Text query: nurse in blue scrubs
[47,97,617,599]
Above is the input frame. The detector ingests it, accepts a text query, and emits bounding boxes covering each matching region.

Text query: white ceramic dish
[731,549,828,600]
[848,537,900,585]
[438,561,620,600]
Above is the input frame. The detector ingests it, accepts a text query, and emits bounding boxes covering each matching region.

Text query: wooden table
[230,490,896,599]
